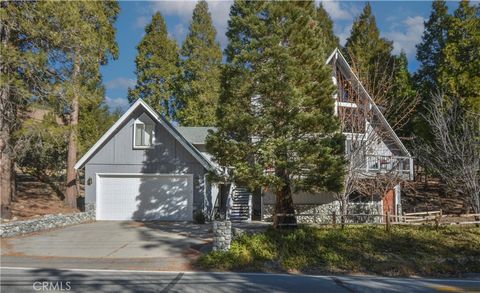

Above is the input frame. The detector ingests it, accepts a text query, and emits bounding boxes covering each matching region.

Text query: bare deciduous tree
[414,93,480,214]
[346,51,419,133]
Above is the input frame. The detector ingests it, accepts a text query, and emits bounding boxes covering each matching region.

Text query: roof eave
[74,99,215,171]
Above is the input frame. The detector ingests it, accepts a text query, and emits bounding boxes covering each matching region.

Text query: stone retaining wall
[212,221,232,251]
[263,201,382,224]
[0,210,95,238]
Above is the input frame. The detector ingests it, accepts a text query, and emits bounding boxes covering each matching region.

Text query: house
[74,100,220,221]
[260,49,413,223]
[75,48,413,222]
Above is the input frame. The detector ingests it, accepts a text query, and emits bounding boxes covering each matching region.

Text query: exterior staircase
[227,186,252,222]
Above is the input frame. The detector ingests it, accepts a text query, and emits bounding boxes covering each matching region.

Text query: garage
[96,174,193,221]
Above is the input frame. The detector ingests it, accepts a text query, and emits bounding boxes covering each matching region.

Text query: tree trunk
[0,86,13,218]
[10,159,16,202]
[0,147,12,219]
[273,168,297,229]
[65,53,80,209]
[0,10,12,219]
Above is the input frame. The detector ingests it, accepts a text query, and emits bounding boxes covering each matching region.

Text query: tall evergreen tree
[176,0,222,126]
[207,0,345,228]
[390,52,417,137]
[415,0,450,100]
[79,97,120,156]
[440,0,480,112]
[344,2,394,101]
[128,12,180,120]
[34,1,120,208]
[316,3,340,54]
[0,1,49,217]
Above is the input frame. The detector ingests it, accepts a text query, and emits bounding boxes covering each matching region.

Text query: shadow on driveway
[1,221,213,271]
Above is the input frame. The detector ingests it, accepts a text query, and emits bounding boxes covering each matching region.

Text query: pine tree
[415,0,450,99]
[390,52,417,137]
[176,0,222,126]
[316,3,340,54]
[440,0,480,112]
[79,96,120,156]
[1,1,50,218]
[413,0,452,140]
[34,1,120,208]
[207,0,345,228]
[344,2,394,101]
[128,12,180,120]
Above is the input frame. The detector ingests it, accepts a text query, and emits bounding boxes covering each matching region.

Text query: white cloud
[105,96,129,112]
[336,24,352,46]
[146,0,232,48]
[135,16,150,29]
[151,1,197,20]
[384,16,424,56]
[317,1,360,47]
[319,1,354,21]
[172,23,187,44]
[105,78,136,90]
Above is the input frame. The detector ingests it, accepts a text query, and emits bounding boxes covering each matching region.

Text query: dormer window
[134,120,154,148]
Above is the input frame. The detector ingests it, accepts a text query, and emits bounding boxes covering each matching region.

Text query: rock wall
[263,201,382,224]
[212,221,232,251]
[0,210,95,238]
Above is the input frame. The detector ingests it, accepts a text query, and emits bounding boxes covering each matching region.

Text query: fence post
[435,209,442,229]
[386,211,391,232]
[332,212,336,228]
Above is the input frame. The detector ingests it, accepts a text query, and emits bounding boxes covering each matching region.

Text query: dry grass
[198,225,480,277]
[4,176,78,222]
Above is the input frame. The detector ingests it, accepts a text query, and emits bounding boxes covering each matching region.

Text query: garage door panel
[97,174,193,221]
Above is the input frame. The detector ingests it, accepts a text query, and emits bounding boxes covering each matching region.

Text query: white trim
[326,48,411,157]
[96,172,193,177]
[75,99,214,170]
[132,119,155,149]
[336,101,358,108]
[325,48,338,65]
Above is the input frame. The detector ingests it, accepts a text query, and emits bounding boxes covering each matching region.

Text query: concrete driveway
[1,221,212,271]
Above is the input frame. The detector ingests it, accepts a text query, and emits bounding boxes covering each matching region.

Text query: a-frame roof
[74,99,215,170]
[326,48,411,157]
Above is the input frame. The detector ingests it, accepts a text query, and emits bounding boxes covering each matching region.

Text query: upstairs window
[134,121,154,148]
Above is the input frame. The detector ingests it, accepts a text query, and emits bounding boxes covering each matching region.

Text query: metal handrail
[248,192,253,223]
[226,183,234,221]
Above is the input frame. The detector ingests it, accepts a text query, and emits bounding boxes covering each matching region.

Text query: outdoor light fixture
[87,177,92,186]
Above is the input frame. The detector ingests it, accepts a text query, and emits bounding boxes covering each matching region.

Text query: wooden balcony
[362,154,414,180]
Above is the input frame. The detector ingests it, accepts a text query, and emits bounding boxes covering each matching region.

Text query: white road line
[2,267,480,283]
[1,266,191,275]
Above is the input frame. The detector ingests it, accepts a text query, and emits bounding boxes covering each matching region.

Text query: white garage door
[97,174,193,221]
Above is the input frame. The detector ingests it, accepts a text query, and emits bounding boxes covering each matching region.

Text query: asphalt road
[1,267,479,293]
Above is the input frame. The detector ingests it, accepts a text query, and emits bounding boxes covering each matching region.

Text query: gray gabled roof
[176,127,217,145]
[75,99,215,171]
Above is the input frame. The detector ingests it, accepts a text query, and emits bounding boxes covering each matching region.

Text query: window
[134,121,154,148]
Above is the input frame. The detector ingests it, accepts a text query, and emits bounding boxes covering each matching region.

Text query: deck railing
[362,154,414,180]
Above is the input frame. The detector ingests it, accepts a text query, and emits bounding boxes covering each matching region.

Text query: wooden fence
[274,210,480,228]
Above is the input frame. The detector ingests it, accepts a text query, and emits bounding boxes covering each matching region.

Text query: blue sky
[101,1,458,112]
